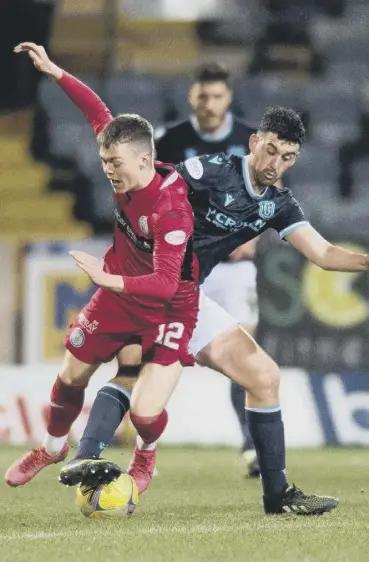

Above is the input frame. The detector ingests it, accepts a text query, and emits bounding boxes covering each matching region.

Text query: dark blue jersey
[177,153,308,283]
[155,113,255,163]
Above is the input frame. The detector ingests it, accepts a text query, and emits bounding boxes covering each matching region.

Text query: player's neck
[196,113,230,136]
[247,161,265,194]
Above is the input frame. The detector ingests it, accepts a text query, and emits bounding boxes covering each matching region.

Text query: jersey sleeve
[57,72,112,135]
[273,193,309,239]
[177,153,226,191]
[122,209,194,300]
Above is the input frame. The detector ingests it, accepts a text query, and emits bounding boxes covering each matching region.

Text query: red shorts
[65,286,199,367]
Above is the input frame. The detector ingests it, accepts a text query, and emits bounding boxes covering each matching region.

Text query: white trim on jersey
[189,112,234,142]
[242,155,269,199]
[279,220,309,239]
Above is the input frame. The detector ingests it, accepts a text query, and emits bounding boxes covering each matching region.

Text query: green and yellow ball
[76,473,138,518]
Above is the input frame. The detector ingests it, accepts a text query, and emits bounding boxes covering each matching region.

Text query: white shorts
[189,291,238,356]
[189,261,258,356]
[201,261,258,326]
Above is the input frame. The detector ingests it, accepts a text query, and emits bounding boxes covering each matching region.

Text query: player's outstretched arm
[69,207,194,299]
[286,224,369,271]
[14,42,112,135]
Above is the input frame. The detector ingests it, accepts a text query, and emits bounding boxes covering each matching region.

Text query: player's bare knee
[130,395,163,418]
[59,350,97,386]
[197,334,233,371]
[197,325,256,373]
[248,359,280,401]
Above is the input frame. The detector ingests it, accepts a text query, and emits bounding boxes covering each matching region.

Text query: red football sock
[130,410,168,444]
[46,376,86,437]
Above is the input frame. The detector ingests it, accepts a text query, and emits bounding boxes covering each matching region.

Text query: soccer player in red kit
[5,43,199,487]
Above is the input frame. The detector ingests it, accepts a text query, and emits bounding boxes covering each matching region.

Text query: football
[76,473,139,518]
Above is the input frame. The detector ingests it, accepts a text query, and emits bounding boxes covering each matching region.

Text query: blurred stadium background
[0,0,368,498]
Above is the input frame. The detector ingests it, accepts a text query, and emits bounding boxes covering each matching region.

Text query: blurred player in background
[156,63,259,476]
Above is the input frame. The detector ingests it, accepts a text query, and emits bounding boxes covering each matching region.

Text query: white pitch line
[0,523,244,542]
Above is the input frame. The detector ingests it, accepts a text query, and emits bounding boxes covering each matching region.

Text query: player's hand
[69,251,105,285]
[13,42,63,80]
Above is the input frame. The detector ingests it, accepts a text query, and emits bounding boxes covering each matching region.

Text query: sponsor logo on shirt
[164,230,187,245]
[78,313,99,335]
[114,207,153,253]
[205,207,266,232]
[69,327,85,348]
[184,157,203,180]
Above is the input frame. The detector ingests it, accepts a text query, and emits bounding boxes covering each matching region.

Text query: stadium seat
[312,121,358,146]
[326,62,369,85]
[75,137,101,179]
[74,138,113,222]
[351,158,369,201]
[285,181,337,222]
[165,75,192,120]
[235,77,303,124]
[287,144,339,186]
[323,37,369,64]
[38,76,101,124]
[302,81,360,126]
[90,175,115,222]
[103,73,166,125]
[48,123,94,161]
[317,198,369,238]
[104,92,166,125]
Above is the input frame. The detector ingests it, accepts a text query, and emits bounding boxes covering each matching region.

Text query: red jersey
[58,73,199,315]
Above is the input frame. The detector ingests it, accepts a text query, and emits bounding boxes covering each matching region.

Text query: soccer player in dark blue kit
[17,42,369,515]
[67,103,366,515]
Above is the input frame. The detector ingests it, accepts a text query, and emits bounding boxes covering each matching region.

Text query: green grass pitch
[1,445,368,562]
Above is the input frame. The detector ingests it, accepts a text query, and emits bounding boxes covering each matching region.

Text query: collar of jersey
[189,112,233,142]
[242,156,269,199]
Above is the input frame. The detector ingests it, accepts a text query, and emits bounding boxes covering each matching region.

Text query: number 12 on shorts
[155,322,184,350]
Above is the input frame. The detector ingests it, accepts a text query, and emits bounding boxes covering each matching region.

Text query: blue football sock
[230,381,254,452]
[246,405,287,497]
[75,383,130,460]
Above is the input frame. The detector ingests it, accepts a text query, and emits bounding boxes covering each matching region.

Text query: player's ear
[141,152,152,168]
[227,87,233,107]
[188,84,197,111]
[249,133,258,153]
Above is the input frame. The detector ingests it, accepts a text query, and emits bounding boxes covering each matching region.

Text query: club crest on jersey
[69,327,85,348]
[138,215,149,235]
[258,201,275,220]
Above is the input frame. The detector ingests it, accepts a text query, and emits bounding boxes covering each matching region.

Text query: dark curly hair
[259,106,305,147]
